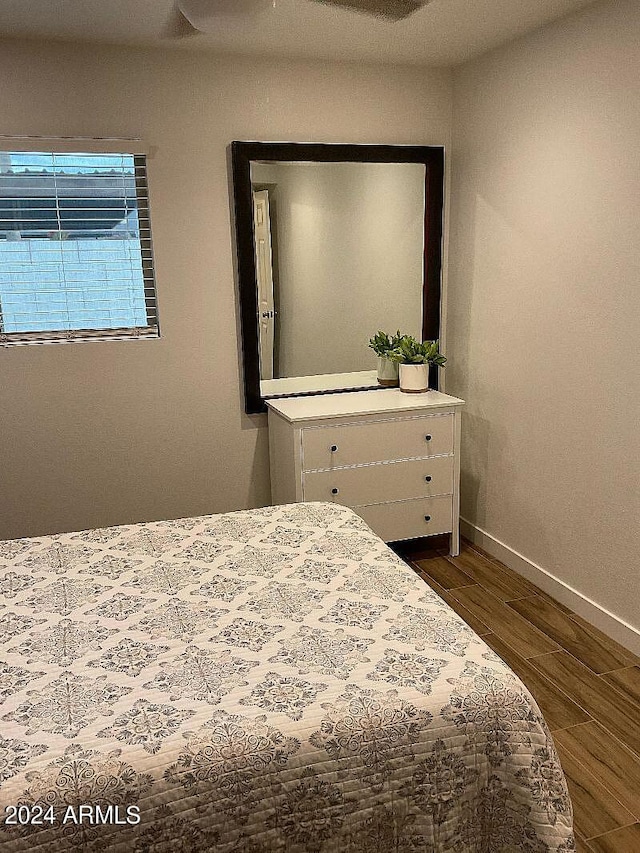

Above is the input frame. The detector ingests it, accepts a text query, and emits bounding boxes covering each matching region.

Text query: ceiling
[0,0,595,67]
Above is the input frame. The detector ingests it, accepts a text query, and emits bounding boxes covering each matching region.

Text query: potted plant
[389,336,446,393]
[368,330,402,386]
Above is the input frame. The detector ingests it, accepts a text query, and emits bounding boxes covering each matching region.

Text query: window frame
[0,137,160,346]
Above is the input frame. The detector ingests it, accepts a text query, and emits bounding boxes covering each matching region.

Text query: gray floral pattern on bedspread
[0,502,574,852]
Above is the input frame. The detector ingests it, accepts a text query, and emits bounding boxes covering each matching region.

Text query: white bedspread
[0,502,574,851]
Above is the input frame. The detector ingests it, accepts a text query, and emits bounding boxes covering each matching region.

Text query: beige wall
[447,0,640,631]
[0,39,451,539]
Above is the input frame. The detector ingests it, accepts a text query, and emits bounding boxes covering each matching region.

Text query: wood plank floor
[396,538,640,850]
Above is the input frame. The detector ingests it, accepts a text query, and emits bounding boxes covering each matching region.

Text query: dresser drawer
[303,456,454,507]
[355,495,453,543]
[301,413,454,471]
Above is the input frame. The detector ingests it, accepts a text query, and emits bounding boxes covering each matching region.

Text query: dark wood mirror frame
[231,141,445,414]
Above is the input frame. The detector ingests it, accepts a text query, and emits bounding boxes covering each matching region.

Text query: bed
[0,502,574,852]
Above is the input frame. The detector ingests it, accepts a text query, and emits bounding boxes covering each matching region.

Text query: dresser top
[266,388,464,423]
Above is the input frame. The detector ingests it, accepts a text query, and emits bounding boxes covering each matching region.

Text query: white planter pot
[376,356,399,387]
[399,363,429,393]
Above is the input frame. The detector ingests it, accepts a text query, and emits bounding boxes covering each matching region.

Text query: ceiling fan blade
[178,0,270,28]
[167,0,430,38]
[309,0,431,21]
[162,6,201,38]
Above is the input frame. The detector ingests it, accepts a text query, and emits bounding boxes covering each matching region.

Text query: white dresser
[266,388,464,555]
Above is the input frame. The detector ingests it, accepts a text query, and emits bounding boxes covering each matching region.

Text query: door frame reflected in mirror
[231,141,445,415]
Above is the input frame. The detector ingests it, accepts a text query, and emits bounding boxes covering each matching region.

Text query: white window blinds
[0,145,159,345]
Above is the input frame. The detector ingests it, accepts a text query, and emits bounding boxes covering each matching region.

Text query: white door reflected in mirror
[252,189,276,381]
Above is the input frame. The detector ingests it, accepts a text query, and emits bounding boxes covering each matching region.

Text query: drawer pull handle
[425,475,432,482]
[425,434,432,442]
[424,515,432,522]
[331,488,339,495]
[330,444,338,452]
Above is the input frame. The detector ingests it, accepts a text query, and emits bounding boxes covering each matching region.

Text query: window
[0,144,159,345]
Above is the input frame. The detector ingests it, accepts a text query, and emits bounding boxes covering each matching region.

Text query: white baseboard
[460,517,640,657]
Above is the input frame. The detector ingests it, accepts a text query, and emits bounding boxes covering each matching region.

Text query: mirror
[231,142,444,414]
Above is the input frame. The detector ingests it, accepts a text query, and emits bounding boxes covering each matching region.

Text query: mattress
[0,502,574,852]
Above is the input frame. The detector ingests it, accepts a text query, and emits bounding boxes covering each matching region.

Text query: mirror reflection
[250,161,425,396]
